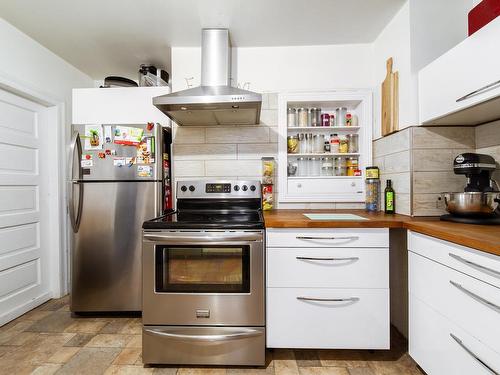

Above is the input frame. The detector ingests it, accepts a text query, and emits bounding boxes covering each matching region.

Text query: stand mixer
[440,153,500,225]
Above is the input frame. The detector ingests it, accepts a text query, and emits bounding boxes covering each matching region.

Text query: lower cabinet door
[266,288,389,349]
[410,294,500,375]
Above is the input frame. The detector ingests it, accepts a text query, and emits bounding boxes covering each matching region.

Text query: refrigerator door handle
[69,131,83,232]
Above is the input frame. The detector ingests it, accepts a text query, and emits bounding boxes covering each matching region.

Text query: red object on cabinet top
[468,0,500,36]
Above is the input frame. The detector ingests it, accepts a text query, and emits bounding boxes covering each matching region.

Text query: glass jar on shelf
[310,108,321,127]
[287,108,297,127]
[298,133,306,153]
[320,157,333,176]
[297,108,308,127]
[347,133,359,153]
[339,135,349,153]
[261,157,275,184]
[287,135,299,154]
[297,157,307,177]
[313,134,324,153]
[335,107,347,127]
[329,133,340,153]
[309,157,320,176]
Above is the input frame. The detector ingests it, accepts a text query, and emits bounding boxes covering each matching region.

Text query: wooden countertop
[264,210,500,256]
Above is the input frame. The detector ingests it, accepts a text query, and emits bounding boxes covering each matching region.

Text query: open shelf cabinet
[278,90,373,203]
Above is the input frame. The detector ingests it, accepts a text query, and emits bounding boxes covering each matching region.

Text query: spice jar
[321,113,330,126]
[287,135,299,154]
[347,134,359,153]
[287,108,297,127]
[346,112,358,127]
[310,108,321,127]
[329,114,336,127]
[339,136,349,153]
[297,108,308,127]
[330,134,340,153]
[335,107,347,127]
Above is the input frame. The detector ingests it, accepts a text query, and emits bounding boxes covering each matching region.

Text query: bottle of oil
[384,179,395,214]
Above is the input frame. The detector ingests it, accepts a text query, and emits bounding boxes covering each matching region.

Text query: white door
[0,88,51,325]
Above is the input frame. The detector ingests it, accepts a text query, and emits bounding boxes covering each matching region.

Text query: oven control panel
[177,180,261,199]
[206,183,231,193]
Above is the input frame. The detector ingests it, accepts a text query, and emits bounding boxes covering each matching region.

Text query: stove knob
[242,185,248,191]
[180,185,187,192]
[189,185,195,192]
[234,185,240,191]
[250,185,256,191]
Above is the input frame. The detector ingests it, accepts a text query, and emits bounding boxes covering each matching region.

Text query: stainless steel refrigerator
[69,123,172,312]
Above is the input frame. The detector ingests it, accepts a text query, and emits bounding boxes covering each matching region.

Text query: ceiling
[0,0,405,80]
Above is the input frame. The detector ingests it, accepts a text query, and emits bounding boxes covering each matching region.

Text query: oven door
[142,230,264,326]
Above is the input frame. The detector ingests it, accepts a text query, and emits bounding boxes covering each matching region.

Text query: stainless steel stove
[142,180,265,366]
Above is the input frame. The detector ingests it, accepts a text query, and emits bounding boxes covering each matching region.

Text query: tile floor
[0,296,423,375]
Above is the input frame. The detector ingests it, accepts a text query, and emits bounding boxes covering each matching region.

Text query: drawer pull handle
[297,296,359,303]
[456,79,500,102]
[296,256,359,262]
[449,253,500,278]
[296,236,359,241]
[450,333,499,375]
[450,280,500,313]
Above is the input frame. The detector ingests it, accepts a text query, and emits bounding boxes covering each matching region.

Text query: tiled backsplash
[476,120,500,183]
[172,93,279,183]
[373,126,476,216]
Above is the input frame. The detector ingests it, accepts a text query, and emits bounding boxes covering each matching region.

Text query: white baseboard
[0,292,52,327]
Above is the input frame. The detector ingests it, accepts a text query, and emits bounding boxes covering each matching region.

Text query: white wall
[0,18,93,296]
[171,44,373,92]
[371,2,415,139]
[409,0,476,72]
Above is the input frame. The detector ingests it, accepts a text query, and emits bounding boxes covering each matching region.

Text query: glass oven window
[155,245,250,293]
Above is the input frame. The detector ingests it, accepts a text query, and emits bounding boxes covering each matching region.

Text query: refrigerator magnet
[81,159,93,168]
[104,126,113,143]
[125,157,135,167]
[98,152,106,159]
[84,124,104,150]
[113,157,126,167]
[137,165,153,177]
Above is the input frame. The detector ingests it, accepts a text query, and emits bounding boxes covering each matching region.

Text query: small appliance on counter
[440,153,500,224]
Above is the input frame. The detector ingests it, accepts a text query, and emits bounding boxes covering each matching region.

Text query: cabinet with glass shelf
[278,90,373,203]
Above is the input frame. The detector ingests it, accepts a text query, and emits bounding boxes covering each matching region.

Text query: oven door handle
[143,233,262,243]
[144,328,262,342]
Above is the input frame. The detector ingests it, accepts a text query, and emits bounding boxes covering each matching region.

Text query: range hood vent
[153,29,262,126]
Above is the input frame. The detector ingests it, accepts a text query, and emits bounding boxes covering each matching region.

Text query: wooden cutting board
[381,57,399,136]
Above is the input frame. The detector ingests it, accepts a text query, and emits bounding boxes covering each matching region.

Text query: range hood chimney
[153,29,262,126]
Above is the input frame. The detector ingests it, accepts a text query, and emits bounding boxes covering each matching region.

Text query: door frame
[0,70,68,300]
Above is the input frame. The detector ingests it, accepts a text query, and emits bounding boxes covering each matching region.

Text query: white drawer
[287,178,364,198]
[410,294,500,375]
[409,251,500,355]
[266,287,389,349]
[267,247,388,288]
[408,231,500,289]
[267,228,389,248]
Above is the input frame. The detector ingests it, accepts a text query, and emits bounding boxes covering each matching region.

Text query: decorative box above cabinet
[278,90,372,203]
[419,16,500,126]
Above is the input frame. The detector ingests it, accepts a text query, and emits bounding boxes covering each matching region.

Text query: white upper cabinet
[419,17,500,126]
[72,87,171,125]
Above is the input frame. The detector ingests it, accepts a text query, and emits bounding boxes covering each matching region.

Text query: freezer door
[72,123,166,181]
[71,181,159,312]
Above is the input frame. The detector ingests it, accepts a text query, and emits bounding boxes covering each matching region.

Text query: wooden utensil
[381,58,399,136]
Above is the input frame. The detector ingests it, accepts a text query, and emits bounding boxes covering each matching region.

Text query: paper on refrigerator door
[84,125,104,150]
[114,126,144,146]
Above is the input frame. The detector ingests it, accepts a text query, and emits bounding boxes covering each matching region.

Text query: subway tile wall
[373,126,476,216]
[172,93,279,185]
[475,120,500,183]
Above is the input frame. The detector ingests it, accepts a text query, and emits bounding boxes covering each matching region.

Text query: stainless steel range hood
[153,29,262,126]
